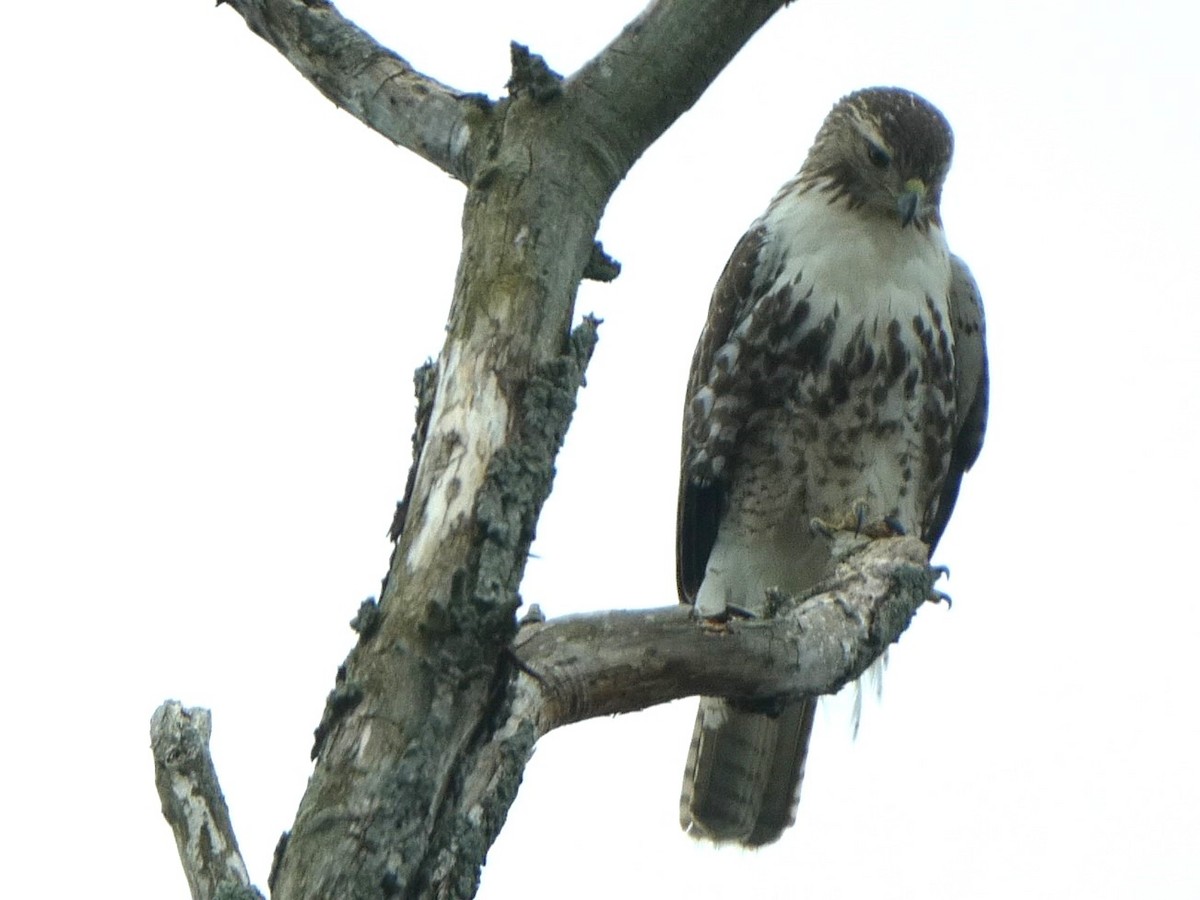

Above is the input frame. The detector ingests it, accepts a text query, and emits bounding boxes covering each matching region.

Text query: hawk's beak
[897,178,926,227]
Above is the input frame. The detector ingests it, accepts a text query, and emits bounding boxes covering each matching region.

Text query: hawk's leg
[809,499,907,540]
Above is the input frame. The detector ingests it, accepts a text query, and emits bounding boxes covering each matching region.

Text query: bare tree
[151,3,937,898]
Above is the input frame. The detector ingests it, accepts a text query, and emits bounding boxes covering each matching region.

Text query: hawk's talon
[854,501,869,536]
[928,589,953,608]
[883,515,907,536]
[809,516,836,539]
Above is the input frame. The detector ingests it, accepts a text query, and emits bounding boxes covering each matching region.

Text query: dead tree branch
[216,0,486,182]
[151,701,264,900]
[516,535,937,732]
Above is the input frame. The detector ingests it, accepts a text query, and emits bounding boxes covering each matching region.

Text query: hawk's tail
[679,696,817,846]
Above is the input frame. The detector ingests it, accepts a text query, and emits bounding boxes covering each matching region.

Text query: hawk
[677,87,988,846]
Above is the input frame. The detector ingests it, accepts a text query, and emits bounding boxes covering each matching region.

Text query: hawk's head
[800,87,953,230]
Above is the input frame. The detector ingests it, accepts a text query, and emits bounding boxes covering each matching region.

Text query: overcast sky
[4,1,1199,897]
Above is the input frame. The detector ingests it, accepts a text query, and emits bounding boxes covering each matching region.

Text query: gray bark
[149,3,945,899]
[514,535,937,732]
[150,702,263,900]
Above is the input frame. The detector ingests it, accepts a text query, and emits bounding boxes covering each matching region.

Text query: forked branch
[154,534,934,898]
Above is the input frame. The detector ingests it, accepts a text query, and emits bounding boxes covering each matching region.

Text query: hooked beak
[897,178,926,227]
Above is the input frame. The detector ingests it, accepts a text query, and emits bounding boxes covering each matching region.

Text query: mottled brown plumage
[677,87,988,845]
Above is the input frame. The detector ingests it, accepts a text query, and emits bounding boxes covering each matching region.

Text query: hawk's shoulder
[682,223,770,404]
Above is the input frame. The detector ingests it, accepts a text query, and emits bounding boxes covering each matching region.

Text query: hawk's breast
[691,191,957,617]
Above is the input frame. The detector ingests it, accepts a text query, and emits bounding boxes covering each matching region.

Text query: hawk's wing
[675,212,843,603]
[925,254,989,551]
[676,223,771,604]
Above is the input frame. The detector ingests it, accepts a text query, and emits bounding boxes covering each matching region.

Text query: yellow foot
[692,603,755,629]
[810,500,907,539]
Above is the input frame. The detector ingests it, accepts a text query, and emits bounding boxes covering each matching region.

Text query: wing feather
[926,254,989,551]
[676,225,769,603]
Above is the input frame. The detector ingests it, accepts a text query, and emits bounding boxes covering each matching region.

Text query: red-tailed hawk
[677,87,988,845]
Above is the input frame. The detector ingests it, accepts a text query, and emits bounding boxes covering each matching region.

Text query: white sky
[3,1,1199,897]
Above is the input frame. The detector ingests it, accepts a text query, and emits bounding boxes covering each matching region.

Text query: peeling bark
[268,318,600,900]
[151,701,264,900]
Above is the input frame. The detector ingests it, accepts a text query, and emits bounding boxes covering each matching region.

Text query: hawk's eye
[866,142,891,169]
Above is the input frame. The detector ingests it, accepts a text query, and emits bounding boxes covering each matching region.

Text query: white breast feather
[693,191,954,619]
[761,189,952,334]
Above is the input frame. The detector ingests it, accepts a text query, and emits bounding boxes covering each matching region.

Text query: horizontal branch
[217,0,485,182]
[514,535,937,731]
[151,701,264,900]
